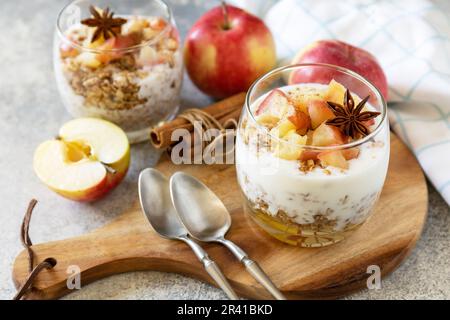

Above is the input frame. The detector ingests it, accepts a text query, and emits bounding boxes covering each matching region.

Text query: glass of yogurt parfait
[54,0,182,143]
[236,63,389,247]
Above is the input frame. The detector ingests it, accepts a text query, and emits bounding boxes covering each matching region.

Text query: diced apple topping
[326,79,346,105]
[318,151,348,169]
[274,131,307,160]
[247,81,373,169]
[256,114,280,129]
[137,46,159,66]
[76,52,102,68]
[342,147,360,160]
[287,89,324,115]
[308,99,334,129]
[97,34,140,64]
[60,44,79,59]
[149,17,167,30]
[312,123,345,146]
[269,119,297,138]
[255,89,295,118]
[124,18,150,35]
[299,150,319,161]
[288,111,311,135]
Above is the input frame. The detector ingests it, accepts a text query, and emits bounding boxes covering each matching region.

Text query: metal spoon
[169,172,286,300]
[138,168,239,300]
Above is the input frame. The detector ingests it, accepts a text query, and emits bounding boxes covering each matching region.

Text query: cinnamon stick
[150,92,246,149]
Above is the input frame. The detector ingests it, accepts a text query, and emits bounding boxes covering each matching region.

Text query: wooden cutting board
[12,133,428,299]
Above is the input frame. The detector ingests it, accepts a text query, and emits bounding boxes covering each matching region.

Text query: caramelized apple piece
[308,99,335,129]
[318,151,348,169]
[288,111,311,135]
[299,150,319,161]
[342,147,360,160]
[312,123,345,146]
[256,89,295,118]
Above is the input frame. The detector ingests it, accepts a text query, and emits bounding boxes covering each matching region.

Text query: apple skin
[184,5,276,98]
[289,40,388,100]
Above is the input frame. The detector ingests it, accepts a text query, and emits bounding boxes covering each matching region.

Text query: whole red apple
[289,40,388,99]
[184,4,276,99]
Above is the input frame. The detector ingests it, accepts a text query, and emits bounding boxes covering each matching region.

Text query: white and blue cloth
[231,0,450,205]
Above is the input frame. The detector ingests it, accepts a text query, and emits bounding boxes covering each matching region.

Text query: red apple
[289,40,388,99]
[184,4,276,98]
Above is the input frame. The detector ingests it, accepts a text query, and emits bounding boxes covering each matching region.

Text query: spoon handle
[242,257,286,300]
[182,236,239,300]
[203,257,239,300]
[219,238,286,300]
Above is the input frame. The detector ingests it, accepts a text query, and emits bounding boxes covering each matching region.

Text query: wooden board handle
[12,209,208,299]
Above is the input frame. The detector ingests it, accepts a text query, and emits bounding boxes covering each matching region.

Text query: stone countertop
[0,0,448,300]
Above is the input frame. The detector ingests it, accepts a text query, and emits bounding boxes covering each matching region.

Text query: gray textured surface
[0,0,448,300]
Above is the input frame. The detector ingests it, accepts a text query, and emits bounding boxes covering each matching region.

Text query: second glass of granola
[54,0,182,143]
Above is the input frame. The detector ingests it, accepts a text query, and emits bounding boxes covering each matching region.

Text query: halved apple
[33,118,130,201]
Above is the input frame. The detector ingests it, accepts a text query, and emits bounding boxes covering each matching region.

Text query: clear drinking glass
[235,63,390,247]
[54,0,182,143]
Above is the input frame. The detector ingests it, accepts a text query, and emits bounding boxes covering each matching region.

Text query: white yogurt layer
[236,84,390,230]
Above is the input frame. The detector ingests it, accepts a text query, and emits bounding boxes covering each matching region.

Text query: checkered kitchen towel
[230,0,450,205]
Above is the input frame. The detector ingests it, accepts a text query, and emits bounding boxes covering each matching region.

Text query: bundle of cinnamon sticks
[150,92,246,150]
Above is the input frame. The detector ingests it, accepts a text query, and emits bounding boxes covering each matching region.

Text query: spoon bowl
[138,168,239,300]
[170,171,286,300]
[138,168,186,239]
[169,172,231,241]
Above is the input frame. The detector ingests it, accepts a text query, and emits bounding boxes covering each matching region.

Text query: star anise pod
[326,89,380,139]
[81,6,127,43]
